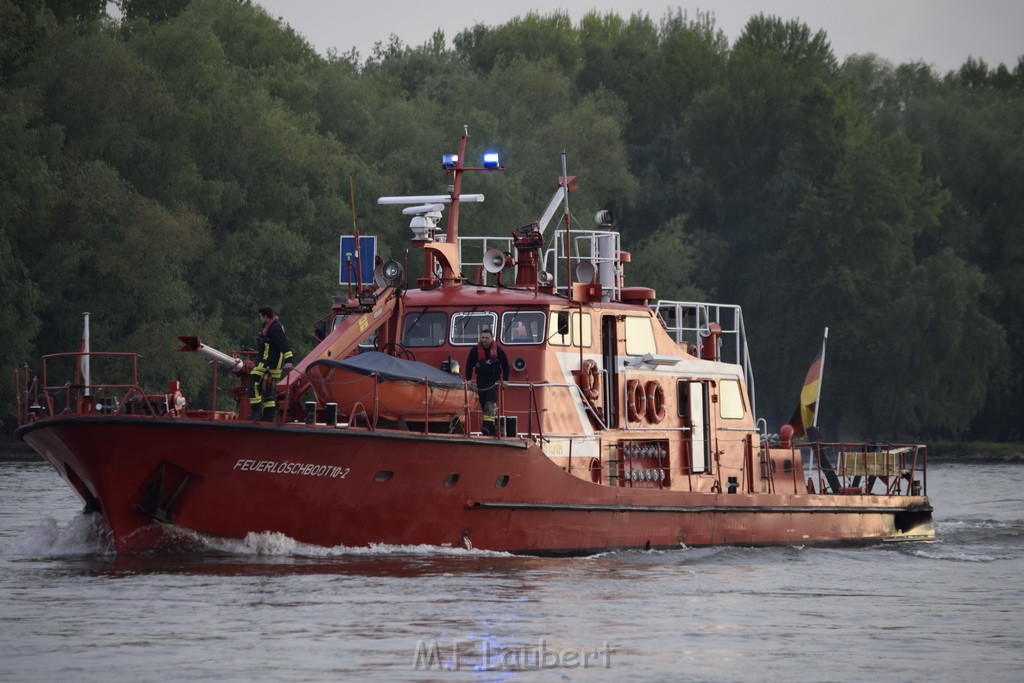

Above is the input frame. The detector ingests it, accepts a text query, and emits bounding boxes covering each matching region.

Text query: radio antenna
[349,173,362,290]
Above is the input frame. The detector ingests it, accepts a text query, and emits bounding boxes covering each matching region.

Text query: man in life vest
[465,327,510,435]
[249,306,294,421]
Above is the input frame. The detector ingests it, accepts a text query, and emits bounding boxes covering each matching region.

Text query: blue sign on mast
[339,236,377,285]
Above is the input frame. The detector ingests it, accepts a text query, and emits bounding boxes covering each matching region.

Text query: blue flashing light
[482,152,500,169]
[441,154,459,169]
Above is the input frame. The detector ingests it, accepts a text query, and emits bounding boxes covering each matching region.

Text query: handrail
[804,441,927,497]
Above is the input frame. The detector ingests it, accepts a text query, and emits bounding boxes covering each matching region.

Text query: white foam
[909,547,1010,562]
[195,530,513,558]
[1,513,114,558]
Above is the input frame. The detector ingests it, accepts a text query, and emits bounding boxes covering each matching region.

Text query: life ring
[626,379,646,422]
[645,380,666,424]
[579,359,601,405]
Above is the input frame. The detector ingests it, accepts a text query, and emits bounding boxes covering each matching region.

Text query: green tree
[45,0,106,22]
[116,0,189,22]
[629,215,706,301]
[453,12,581,75]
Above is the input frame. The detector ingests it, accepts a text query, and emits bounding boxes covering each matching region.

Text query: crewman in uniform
[249,306,294,421]
[466,327,510,435]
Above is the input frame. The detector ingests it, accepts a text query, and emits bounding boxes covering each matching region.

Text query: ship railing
[804,441,927,496]
[541,229,621,302]
[756,438,806,495]
[459,236,514,285]
[482,380,600,443]
[652,300,756,418]
[458,228,622,300]
[15,351,162,424]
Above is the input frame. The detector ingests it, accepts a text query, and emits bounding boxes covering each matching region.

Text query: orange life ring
[579,359,600,405]
[626,379,646,422]
[645,380,666,424]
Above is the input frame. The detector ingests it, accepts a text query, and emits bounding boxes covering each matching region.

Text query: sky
[254,0,1023,73]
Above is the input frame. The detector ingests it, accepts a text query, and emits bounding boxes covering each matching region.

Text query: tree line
[2,0,1022,440]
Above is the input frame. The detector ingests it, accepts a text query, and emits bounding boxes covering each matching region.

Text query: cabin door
[601,315,618,428]
[679,380,711,473]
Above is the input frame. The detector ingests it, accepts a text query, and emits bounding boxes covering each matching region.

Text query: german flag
[788,349,823,439]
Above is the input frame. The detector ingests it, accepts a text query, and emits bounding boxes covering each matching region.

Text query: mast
[349,173,362,290]
[445,127,470,245]
[81,311,91,397]
[561,150,572,302]
[377,128,501,288]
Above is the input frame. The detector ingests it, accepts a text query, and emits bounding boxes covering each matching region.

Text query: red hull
[19,417,934,554]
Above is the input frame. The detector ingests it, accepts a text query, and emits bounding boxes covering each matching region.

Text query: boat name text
[232,459,350,479]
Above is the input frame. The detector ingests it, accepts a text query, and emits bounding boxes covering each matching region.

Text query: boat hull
[18,417,934,554]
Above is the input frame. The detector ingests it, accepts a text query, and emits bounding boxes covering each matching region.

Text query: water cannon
[178,336,249,374]
[512,222,543,249]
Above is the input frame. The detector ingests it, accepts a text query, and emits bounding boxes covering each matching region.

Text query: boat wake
[1,512,114,559]
[194,530,514,558]
[904,517,1024,562]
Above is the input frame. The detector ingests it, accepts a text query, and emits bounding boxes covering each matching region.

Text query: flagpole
[812,327,828,428]
[82,311,91,398]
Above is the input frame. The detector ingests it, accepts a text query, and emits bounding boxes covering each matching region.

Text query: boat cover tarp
[307,352,466,390]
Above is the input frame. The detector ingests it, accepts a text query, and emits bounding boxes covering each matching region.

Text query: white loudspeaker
[373,264,386,289]
[576,261,596,284]
[483,248,506,274]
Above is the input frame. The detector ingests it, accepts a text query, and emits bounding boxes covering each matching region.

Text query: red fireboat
[13,132,933,553]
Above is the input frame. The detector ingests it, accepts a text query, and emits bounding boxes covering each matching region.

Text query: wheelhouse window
[548,311,591,347]
[450,311,498,345]
[402,311,448,347]
[332,314,378,351]
[719,378,746,419]
[500,311,546,345]
[624,316,656,356]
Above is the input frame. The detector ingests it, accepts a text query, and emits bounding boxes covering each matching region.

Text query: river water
[2,458,1022,682]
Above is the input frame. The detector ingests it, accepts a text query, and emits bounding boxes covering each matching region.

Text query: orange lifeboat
[305,352,475,423]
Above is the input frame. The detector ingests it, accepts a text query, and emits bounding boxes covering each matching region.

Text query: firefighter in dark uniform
[465,327,509,435]
[249,306,294,421]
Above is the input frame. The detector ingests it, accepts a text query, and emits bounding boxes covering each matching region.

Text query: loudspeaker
[483,248,505,274]
[513,357,526,372]
[576,261,596,284]
[595,209,614,226]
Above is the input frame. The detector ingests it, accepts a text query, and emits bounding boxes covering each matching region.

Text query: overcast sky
[252,0,1022,74]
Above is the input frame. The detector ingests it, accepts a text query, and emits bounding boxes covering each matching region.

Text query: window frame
[500,310,546,345]
[449,311,498,346]
[402,310,449,348]
[548,311,592,347]
[624,316,657,356]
